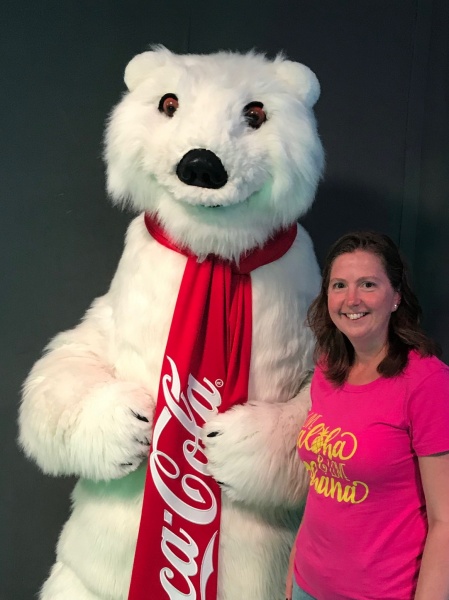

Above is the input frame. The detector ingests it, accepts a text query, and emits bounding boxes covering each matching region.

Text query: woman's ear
[392,293,401,311]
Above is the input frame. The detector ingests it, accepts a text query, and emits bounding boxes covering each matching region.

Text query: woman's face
[327,250,401,354]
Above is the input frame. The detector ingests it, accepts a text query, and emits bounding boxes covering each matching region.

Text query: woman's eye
[158,93,179,117]
[362,281,376,289]
[331,282,345,290]
[243,101,267,129]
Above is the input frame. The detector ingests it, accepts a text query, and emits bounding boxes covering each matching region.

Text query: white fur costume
[19,47,324,600]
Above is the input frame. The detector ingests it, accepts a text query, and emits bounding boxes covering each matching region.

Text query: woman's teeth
[345,312,368,320]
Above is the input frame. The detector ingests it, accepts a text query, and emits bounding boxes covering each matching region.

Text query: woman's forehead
[330,250,386,277]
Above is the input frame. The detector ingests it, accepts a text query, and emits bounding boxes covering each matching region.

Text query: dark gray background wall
[2,1,448,598]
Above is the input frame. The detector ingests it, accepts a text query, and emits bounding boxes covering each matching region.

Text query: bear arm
[18,297,154,481]
[202,386,311,509]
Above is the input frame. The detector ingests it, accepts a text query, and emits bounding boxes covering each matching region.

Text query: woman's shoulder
[313,358,329,380]
[311,358,337,393]
[404,350,449,387]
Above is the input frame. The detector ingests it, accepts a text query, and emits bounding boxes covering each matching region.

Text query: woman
[286,231,449,600]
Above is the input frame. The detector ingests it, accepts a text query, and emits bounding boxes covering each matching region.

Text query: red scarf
[128,213,297,600]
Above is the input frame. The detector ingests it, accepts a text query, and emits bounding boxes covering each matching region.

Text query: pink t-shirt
[295,351,449,600]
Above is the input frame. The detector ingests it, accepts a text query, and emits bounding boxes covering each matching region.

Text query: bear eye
[158,93,179,117]
[243,102,267,129]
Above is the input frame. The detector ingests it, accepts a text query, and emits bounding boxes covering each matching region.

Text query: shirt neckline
[341,376,386,393]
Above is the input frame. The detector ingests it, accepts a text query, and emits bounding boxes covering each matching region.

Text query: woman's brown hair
[307,231,440,385]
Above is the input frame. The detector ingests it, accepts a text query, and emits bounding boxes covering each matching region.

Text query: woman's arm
[285,523,303,600]
[414,452,449,600]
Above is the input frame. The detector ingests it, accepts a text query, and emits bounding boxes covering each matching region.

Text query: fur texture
[19,47,324,600]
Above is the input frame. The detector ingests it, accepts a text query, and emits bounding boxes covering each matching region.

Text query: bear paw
[202,402,271,504]
[70,381,155,481]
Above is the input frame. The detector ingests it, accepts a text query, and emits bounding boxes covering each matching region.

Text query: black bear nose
[176,149,228,189]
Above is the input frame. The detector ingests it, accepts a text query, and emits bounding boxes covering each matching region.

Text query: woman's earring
[393,304,398,310]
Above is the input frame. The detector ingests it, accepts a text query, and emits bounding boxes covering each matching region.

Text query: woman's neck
[347,344,388,385]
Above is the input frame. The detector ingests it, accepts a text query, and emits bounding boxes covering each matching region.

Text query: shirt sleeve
[408,365,449,456]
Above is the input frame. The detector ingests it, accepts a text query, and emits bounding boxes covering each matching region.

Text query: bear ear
[275,60,321,107]
[124,46,172,91]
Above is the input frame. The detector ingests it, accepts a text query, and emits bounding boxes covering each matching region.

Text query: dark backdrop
[2,1,448,598]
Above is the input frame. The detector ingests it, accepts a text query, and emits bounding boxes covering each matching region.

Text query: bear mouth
[186,200,240,210]
[194,201,244,209]
[172,188,254,210]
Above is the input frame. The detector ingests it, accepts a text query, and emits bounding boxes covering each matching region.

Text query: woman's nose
[346,287,361,306]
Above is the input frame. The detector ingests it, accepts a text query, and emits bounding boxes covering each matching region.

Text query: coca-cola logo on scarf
[150,356,222,598]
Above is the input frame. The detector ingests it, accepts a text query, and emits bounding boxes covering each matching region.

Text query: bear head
[105,46,324,261]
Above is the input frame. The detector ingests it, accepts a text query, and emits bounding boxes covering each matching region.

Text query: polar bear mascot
[19,46,324,600]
